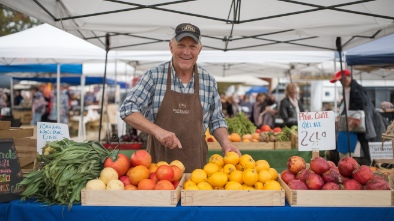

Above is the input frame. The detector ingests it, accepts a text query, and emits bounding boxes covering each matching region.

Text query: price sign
[37,122,70,153]
[297,111,336,151]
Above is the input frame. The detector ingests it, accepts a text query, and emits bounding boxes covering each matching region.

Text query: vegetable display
[16,139,110,209]
[225,112,256,137]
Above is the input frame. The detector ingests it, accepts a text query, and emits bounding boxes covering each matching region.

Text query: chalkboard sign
[0,138,23,202]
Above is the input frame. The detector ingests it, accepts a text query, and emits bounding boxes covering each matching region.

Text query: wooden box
[81,175,185,207]
[274,141,292,150]
[278,174,394,207]
[208,142,274,150]
[181,174,285,206]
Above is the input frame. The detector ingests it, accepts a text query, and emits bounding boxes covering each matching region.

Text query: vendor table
[1,199,393,221]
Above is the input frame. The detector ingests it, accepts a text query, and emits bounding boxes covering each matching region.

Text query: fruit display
[281,156,391,190]
[183,152,281,191]
[85,149,185,191]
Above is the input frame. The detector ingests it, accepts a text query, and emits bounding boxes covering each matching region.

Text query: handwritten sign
[297,111,336,151]
[0,138,23,202]
[369,141,393,160]
[37,122,70,153]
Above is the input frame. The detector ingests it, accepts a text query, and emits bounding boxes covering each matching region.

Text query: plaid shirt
[119,61,227,133]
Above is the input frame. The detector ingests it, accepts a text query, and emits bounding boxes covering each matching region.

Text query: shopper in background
[13,90,24,106]
[30,87,47,125]
[48,84,70,124]
[330,70,387,165]
[279,83,304,127]
[120,23,240,173]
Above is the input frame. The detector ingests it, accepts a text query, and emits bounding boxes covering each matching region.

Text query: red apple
[280,169,296,184]
[365,179,390,190]
[310,156,330,175]
[287,156,306,174]
[155,165,174,181]
[352,165,374,185]
[327,160,337,169]
[343,179,362,190]
[322,168,341,184]
[119,175,131,186]
[172,180,180,189]
[305,173,324,190]
[322,182,340,190]
[288,179,308,190]
[296,169,313,183]
[338,157,359,178]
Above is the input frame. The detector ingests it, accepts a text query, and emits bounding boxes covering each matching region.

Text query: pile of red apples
[281,156,391,190]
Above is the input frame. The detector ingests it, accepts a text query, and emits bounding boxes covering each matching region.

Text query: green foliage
[0,5,42,36]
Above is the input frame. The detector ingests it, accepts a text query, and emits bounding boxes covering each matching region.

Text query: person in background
[48,84,70,124]
[14,90,24,106]
[330,70,387,165]
[0,89,7,114]
[239,94,253,119]
[119,23,240,173]
[30,87,47,125]
[279,83,304,127]
[256,94,277,129]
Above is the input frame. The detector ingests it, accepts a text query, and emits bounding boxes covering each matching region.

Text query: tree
[0,4,42,36]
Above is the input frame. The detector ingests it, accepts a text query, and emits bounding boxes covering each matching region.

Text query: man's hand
[154,129,182,149]
[221,142,241,156]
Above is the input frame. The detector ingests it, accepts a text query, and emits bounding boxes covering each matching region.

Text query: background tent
[12,76,128,88]
[1,0,393,52]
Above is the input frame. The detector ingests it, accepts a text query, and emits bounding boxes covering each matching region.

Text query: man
[120,23,241,172]
[30,87,47,125]
[330,70,387,165]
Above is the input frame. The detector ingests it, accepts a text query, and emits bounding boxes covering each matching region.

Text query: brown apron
[146,63,208,173]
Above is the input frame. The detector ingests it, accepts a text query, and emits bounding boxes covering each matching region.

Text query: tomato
[104,153,131,177]
[255,129,261,134]
[273,127,282,133]
[260,125,272,132]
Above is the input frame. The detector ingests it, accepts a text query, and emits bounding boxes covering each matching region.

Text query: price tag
[297,111,336,151]
[37,122,70,153]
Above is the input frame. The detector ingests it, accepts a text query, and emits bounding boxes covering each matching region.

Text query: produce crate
[181,174,285,206]
[81,175,185,207]
[278,174,394,207]
[102,142,143,150]
[208,142,274,150]
[274,141,292,150]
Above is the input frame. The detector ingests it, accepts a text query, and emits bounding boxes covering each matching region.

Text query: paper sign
[37,122,70,153]
[369,141,393,160]
[297,111,336,151]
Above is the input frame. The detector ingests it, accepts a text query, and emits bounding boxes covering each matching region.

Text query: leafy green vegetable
[16,139,110,210]
[226,112,256,137]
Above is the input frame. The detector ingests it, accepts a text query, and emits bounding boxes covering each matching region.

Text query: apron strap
[167,62,199,94]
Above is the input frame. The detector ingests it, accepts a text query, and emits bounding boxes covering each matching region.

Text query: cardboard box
[181,174,285,206]
[81,175,185,207]
[278,174,394,207]
[208,142,274,150]
[274,141,292,150]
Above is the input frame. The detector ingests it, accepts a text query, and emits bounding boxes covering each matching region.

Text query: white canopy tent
[1,0,393,52]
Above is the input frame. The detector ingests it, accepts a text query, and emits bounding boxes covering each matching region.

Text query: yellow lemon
[223,151,240,165]
[183,179,197,190]
[197,181,213,190]
[207,171,228,188]
[263,180,282,190]
[268,168,278,181]
[255,160,270,173]
[225,181,243,190]
[254,181,264,190]
[258,170,273,183]
[235,163,245,171]
[242,184,255,190]
[157,161,169,166]
[228,170,243,184]
[242,168,259,186]
[190,169,207,184]
[223,164,237,176]
[170,160,185,173]
[239,154,255,169]
[185,184,199,190]
[208,154,224,168]
[203,163,219,176]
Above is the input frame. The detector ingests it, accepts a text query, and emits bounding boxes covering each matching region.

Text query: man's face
[340,76,352,87]
[169,37,202,73]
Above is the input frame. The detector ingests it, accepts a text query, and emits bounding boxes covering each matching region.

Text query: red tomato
[273,127,282,133]
[103,153,131,177]
[260,125,272,132]
[255,129,261,134]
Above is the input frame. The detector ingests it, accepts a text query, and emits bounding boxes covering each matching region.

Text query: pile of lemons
[183,153,281,190]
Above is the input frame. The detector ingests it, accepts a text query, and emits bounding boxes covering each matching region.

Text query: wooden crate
[181,174,285,206]
[278,174,394,207]
[0,121,11,129]
[0,128,34,138]
[274,141,292,150]
[208,142,274,150]
[81,175,185,207]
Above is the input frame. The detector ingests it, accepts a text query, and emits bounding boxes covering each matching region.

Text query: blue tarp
[0,64,82,74]
[246,86,269,94]
[13,76,128,88]
[345,34,394,66]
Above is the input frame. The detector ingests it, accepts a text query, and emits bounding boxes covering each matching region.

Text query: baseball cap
[329,70,351,83]
[174,23,201,43]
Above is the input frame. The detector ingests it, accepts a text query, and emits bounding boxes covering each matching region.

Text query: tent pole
[57,64,61,123]
[336,37,352,156]
[78,75,86,141]
[98,33,110,142]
